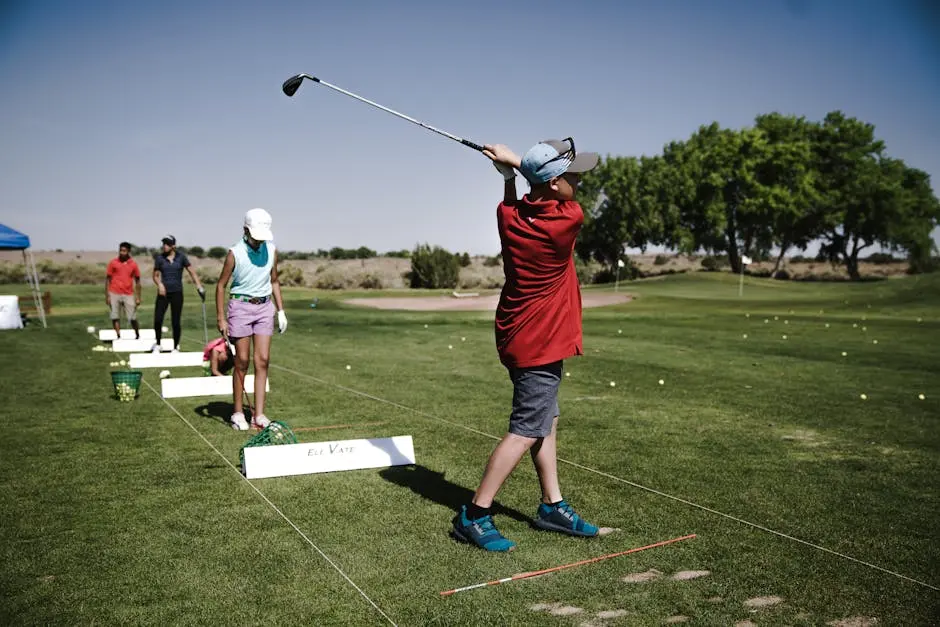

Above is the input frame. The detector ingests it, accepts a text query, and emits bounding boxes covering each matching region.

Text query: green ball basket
[111,370,143,402]
[239,421,298,469]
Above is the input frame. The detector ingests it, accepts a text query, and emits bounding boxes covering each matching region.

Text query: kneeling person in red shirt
[452,138,604,552]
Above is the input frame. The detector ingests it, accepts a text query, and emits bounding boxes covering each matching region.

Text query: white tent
[0,223,47,328]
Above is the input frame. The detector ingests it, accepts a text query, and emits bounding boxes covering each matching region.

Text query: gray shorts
[508,361,563,438]
[109,292,137,321]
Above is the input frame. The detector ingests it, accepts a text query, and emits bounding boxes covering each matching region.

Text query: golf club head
[282,74,309,97]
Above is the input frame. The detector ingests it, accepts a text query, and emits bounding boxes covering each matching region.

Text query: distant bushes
[408,244,460,289]
[700,255,728,272]
[0,260,101,285]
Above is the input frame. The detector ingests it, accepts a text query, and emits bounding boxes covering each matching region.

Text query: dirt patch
[622,568,662,583]
[550,606,585,616]
[595,609,630,619]
[344,292,632,311]
[671,570,711,581]
[665,616,689,624]
[743,595,784,609]
[827,618,879,627]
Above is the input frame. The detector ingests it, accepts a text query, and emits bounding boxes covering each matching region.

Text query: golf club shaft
[282,73,484,152]
[201,302,208,345]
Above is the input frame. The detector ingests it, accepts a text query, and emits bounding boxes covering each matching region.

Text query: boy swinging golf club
[451,138,608,551]
[216,208,287,430]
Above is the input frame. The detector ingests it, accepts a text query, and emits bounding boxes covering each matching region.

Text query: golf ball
[852,323,858,328]
[841,351,848,357]
[119,360,126,366]
[782,335,787,340]
[461,337,466,342]
[918,394,925,400]
[862,326,867,331]
[609,381,616,387]
[860,394,868,400]
[745,313,750,318]
[162,326,168,332]
[159,370,171,379]
[617,329,622,334]
[423,324,428,329]
[345,365,351,370]
[565,372,571,377]
[87,326,96,334]
[862,315,867,321]
[448,345,453,350]
[764,319,769,324]
[872,340,878,344]
[774,316,779,321]
[916,318,922,323]
[742,334,748,339]
[658,379,664,385]
[825,323,830,328]
[784,320,789,325]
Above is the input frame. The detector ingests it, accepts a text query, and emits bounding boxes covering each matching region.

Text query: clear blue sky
[1,0,938,255]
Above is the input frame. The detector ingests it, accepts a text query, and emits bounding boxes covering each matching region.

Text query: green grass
[2,274,938,625]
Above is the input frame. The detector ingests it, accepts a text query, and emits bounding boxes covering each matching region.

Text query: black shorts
[507,361,563,438]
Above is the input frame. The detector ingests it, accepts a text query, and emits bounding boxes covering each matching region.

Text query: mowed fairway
[1,273,938,625]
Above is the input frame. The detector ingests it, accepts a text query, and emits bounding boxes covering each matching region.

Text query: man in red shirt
[452,138,605,552]
[105,242,142,339]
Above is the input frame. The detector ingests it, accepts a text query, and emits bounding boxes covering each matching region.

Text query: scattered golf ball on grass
[918,394,925,400]
[617,329,622,334]
[742,334,747,339]
[872,340,878,344]
[841,351,848,357]
[461,337,466,342]
[609,381,616,387]
[159,370,171,379]
[658,379,665,385]
[860,393,868,401]
[565,372,571,378]
[119,360,126,366]
[782,335,787,340]
[87,326,96,334]
[448,345,453,350]
[345,365,351,370]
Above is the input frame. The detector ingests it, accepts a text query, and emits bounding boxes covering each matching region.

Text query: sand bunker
[344,292,632,311]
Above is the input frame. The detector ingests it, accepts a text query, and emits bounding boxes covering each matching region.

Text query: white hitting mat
[242,435,415,479]
[129,351,204,368]
[161,374,268,399]
[112,338,175,352]
[98,329,157,341]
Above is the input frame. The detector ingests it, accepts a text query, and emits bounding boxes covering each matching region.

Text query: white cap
[244,208,273,241]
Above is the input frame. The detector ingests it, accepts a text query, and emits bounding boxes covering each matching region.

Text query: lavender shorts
[227,299,274,338]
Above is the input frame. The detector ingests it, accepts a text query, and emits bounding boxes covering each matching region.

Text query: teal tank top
[229,239,275,297]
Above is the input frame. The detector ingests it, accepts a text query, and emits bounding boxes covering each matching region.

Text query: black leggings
[154,291,183,347]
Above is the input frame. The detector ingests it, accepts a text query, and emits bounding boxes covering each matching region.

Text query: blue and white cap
[518,138,599,184]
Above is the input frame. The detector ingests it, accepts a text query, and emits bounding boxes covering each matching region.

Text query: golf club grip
[461,139,484,152]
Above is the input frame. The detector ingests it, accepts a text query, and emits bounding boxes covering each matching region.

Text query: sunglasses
[538,137,576,171]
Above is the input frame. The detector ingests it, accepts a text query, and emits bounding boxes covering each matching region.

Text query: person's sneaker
[451,506,516,552]
[171,346,180,353]
[251,415,270,429]
[534,500,599,537]
[231,412,249,431]
[151,343,162,354]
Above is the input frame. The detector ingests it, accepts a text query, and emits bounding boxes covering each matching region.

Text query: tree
[409,244,459,289]
[752,113,820,273]
[354,246,376,259]
[188,245,205,258]
[206,246,227,259]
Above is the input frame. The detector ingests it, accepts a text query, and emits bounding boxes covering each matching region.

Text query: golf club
[200,301,209,345]
[282,73,484,152]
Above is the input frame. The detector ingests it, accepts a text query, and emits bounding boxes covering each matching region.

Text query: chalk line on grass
[270,363,940,593]
[141,379,397,627]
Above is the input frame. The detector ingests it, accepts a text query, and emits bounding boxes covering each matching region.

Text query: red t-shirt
[106,257,140,295]
[494,196,584,368]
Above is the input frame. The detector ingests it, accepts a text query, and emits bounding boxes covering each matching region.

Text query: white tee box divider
[112,338,174,352]
[161,374,268,399]
[129,351,204,369]
[242,435,415,479]
[99,329,157,341]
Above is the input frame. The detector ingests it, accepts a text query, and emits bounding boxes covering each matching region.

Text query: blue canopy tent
[0,224,47,328]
